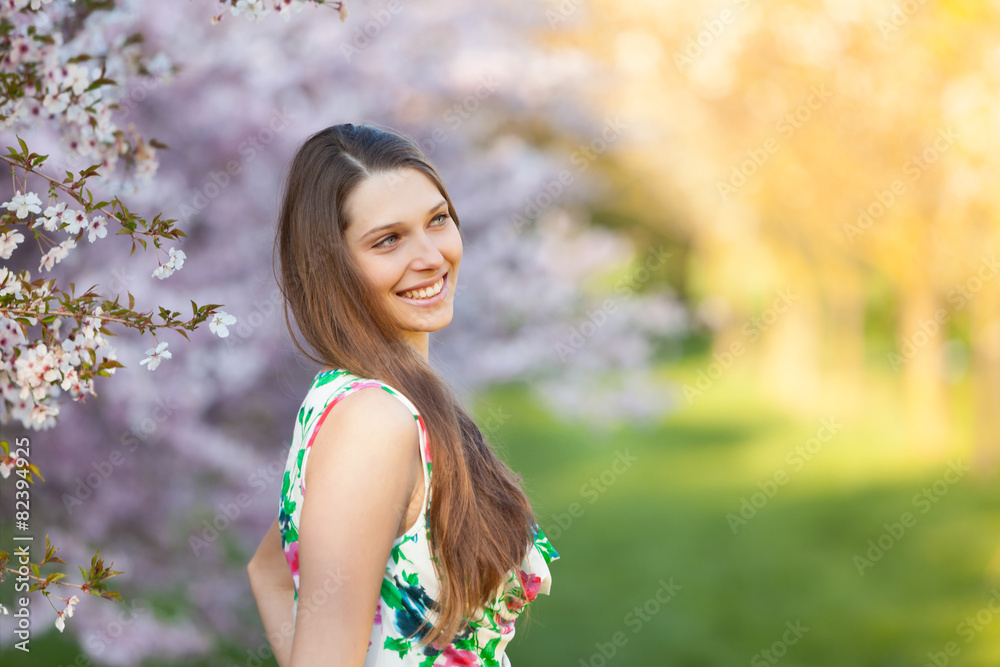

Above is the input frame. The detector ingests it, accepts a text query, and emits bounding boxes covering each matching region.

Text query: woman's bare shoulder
[304,383,419,487]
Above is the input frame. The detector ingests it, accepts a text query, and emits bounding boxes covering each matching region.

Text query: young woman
[247,123,559,666]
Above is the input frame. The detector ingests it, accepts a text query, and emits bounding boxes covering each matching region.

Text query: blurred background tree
[549,0,1000,468]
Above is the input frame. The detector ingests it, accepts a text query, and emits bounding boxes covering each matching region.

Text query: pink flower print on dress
[284,541,300,588]
[439,647,479,666]
[518,569,542,602]
[417,414,432,462]
[506,568,543,613]
[494,610,516,635]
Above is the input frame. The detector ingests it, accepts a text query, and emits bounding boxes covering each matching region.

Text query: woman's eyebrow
[359,200,447,241]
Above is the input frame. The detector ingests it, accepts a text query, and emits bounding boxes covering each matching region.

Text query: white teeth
[400,277,444,300]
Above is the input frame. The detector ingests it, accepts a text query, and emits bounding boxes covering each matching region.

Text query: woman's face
[343,167,463,343]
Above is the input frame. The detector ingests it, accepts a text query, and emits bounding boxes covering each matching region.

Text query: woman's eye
[373,215,448,249]
[373,234,398,249]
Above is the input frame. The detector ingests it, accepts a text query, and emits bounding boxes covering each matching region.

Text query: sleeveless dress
[277,368,560,666]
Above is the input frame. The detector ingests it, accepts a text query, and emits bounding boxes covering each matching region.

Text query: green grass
[5,353,999,666]
[496,358,1000,667]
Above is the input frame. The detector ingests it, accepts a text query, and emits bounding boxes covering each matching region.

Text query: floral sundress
[278,368,560,666]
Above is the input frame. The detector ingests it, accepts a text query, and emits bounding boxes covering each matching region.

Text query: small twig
[0,154,174,241]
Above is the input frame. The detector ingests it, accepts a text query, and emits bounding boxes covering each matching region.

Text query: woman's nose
[409,230,444,269]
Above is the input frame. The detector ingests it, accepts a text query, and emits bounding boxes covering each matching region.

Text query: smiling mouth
[396,272,447,300]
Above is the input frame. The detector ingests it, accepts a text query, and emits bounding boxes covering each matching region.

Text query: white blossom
[0,230,25,260]
[64,210,87,235]
[86,214,107,243]
[35,202,68,231]
[14,342,60,402]
[64,63,91,96]
[2,191,42,219]
[102,348,118,376]
[42,88,71,115]
[152,263,175,280]
[60,368,79,392]
[167,247,186,270]
[60,334,85,367]
[208,311,237,338]
[139,341,171,371]
[81,307,104,338]
[231,0,265,21]
[38,238,76,271]
[7,393,35,427]
[152,247,187,279]
[54,594,80,633]
[0,318,25,353]
[28,401,59,429]
[0,268,23,297]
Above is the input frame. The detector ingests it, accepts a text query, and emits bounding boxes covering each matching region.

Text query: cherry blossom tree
[0,0,282,640]
[1,0,683,660]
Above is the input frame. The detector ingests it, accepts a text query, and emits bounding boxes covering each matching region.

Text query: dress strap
[302,375,432,519]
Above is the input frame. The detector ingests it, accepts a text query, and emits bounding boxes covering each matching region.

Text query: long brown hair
[274,123,538,649]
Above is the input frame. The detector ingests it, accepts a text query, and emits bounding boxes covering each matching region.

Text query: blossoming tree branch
[0,0,346,636]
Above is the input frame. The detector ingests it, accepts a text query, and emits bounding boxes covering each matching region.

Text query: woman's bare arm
[248,515,297,667]
[288,386,421,667]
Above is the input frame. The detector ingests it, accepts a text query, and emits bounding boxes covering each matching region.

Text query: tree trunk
[969,284,1000,475]
[898,289,949,453]
[824,266,866,416]
[758,287,822,412]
